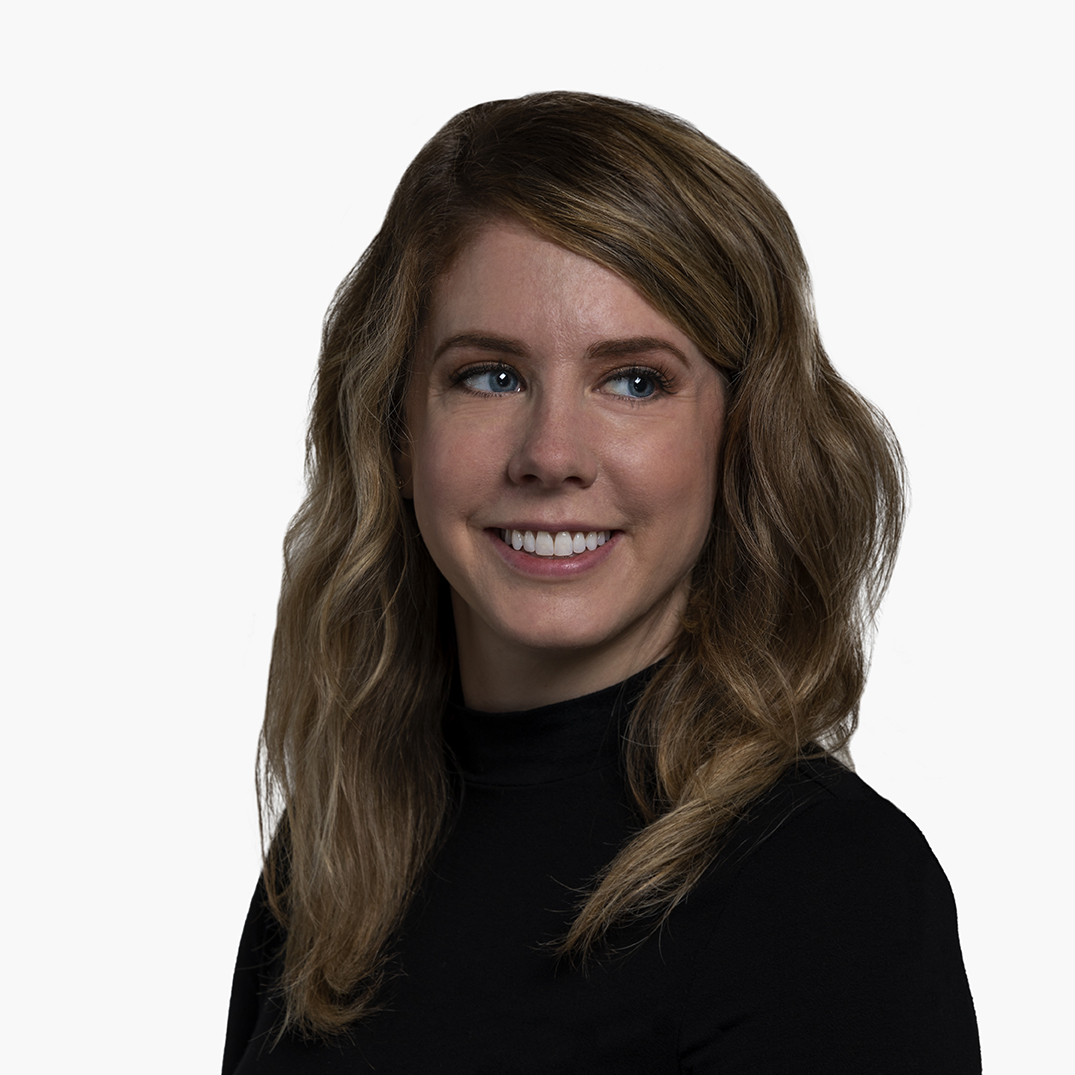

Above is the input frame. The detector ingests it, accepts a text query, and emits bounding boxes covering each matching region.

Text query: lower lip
[486,529,620,578]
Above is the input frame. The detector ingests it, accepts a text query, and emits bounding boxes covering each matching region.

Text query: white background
[3,2,1069,1070]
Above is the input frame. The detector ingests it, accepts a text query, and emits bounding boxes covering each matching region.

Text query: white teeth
[505,529,611,558]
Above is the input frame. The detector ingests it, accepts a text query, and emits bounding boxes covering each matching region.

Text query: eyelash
[604,365,675,400]
[448,362,522,394]
[449,362,676,400]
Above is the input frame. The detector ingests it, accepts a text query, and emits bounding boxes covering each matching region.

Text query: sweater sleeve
[677,794,980,1074]
[221,877,272,1075]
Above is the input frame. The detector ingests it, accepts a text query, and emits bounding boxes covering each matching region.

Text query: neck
[454,614,679,712]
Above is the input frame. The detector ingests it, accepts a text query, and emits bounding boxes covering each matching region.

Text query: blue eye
[604,369,664,399]
[460,366,522,394]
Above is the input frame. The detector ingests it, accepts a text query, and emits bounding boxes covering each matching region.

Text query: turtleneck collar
[444,665,656,787]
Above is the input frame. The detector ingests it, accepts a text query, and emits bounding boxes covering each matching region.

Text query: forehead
[425,221,699,354]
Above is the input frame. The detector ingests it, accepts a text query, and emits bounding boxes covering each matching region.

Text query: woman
[223,92,979,1072]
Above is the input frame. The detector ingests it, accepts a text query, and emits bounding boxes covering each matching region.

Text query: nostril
[507,439,598,488]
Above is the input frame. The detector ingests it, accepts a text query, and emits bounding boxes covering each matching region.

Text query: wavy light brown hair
[259,91,906,1035]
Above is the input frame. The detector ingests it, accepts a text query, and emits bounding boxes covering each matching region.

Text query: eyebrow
[585,336,690,367]
[432,332,690,367]
[432,333,528,362]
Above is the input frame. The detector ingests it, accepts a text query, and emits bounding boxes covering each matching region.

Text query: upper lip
[490,524,616,533]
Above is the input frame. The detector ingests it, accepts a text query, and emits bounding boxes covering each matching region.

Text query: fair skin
[401,221,726,711]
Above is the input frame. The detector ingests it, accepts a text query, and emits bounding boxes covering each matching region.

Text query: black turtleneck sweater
[222,673,979,1073]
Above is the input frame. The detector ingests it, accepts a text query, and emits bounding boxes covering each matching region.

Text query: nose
[507,391,598,488]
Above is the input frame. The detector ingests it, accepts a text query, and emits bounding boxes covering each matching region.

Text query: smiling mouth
[499,529,611,558]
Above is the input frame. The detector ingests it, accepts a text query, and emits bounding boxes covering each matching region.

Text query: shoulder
[700,756,964,975]
[724,755,947,900]
[674,756,980,1073]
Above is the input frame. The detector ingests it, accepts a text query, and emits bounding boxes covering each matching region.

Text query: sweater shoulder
[674,756,980,1073]
[730,754,935,864]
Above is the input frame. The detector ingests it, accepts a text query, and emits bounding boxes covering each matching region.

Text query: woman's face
[402,221,725,703]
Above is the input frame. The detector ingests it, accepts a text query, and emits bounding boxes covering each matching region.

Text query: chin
[495,616,620,656]
[468,592,682,669]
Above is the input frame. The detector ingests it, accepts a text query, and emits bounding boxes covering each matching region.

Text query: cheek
[644,405,722,491]
[642,410,723,545]
[410,427,453,532]
[410,418,503,534]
